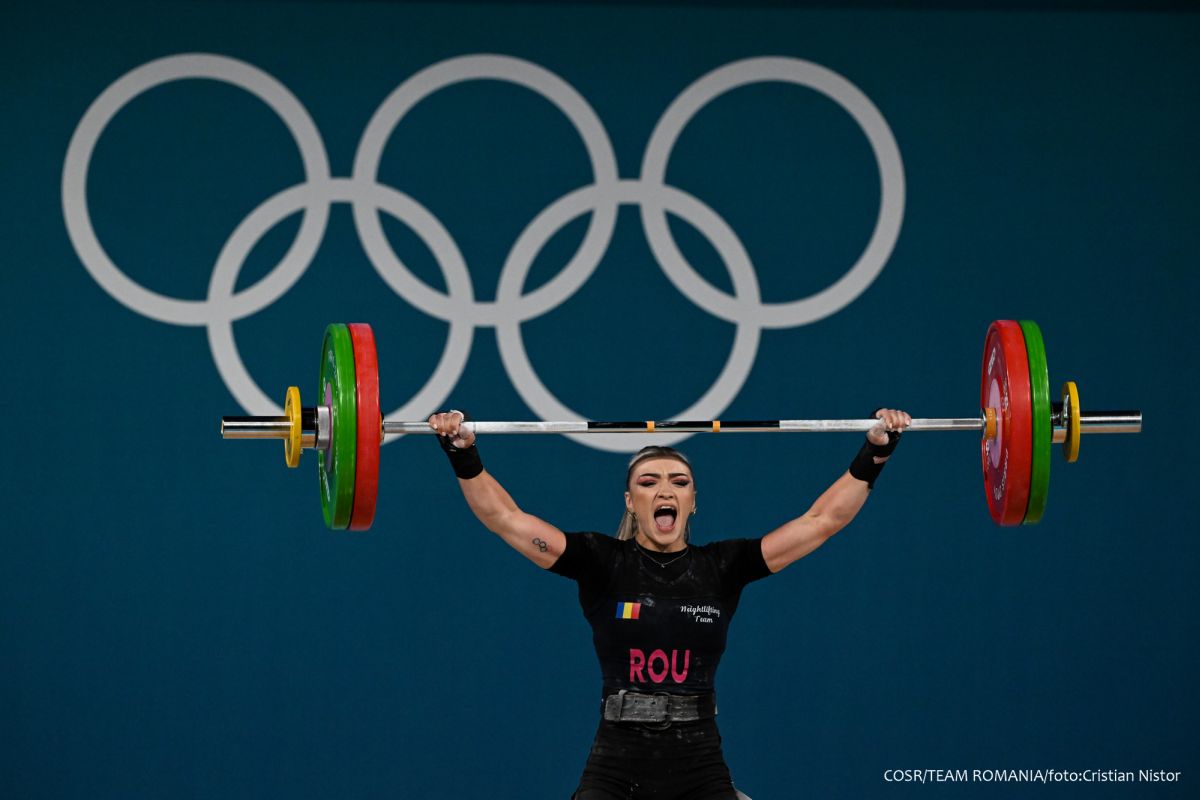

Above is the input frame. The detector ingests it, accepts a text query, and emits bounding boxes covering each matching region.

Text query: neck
[634,533,687,553]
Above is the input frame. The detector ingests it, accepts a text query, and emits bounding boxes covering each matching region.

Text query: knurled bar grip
[385,418,984,434]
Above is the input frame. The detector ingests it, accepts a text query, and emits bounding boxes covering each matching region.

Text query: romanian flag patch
[616,601,641,620]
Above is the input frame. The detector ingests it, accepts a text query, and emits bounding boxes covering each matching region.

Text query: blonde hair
[616,446,694,541]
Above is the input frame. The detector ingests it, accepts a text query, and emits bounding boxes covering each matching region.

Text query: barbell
[220,320,1141,530]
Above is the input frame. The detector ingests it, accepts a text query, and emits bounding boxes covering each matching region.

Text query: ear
[624,491,633,513]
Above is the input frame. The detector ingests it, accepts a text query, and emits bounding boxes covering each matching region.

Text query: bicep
[760,513,838,573]
[761,472,869,572]
[457,470,566,568]
[490,509,567,569]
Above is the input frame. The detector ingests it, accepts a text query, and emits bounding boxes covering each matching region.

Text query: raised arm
[761,408,911,573]
[428,411,566,569]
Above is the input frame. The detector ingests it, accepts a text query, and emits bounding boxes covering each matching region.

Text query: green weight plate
[318,323,358,529]
[1019,320,1051,524]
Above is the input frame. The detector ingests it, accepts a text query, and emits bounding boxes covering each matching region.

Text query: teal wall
[2,2,1195,797]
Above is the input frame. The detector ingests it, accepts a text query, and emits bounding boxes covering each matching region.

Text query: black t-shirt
[549,533,771,697]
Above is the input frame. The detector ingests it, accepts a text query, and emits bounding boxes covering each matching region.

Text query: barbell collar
[221,416,292,439]
[1049,406,1142,443]
[1073,410,1141,434]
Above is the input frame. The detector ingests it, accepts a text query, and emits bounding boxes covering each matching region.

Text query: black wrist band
[436,410,484,480]
[848,420,902,489]
[441,442,483,480]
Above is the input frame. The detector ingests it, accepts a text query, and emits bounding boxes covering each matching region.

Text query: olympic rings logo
[62,53,905,452]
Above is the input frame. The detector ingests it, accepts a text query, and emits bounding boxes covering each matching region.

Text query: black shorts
[570,718,741,800]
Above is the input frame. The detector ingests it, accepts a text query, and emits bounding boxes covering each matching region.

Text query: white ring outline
[62,53,331,326]
[640,56,905,328]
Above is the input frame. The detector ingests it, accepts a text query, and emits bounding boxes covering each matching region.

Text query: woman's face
[625,457,696,552]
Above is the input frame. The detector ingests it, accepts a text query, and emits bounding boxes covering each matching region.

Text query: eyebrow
[637,472,692,480]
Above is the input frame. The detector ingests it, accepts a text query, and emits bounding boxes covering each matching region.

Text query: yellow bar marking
[647,420,655,433]
[713,420,721,433]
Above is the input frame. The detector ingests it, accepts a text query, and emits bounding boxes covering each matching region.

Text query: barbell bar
[219,321,1142,529]
[223,411,1140,439]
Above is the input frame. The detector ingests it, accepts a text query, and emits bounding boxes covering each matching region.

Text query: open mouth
[653,505,678,532]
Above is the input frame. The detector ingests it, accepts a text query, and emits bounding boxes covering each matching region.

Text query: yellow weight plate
[1062,381,1080,463]
[284,385,302,468]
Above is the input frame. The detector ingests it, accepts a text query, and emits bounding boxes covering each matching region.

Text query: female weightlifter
[428,408,912,800]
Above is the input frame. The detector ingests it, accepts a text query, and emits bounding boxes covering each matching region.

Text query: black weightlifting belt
[602,690,717,723]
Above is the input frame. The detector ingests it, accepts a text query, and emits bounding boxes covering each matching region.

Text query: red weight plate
[980,320,1033,526]
[347,323,381,531]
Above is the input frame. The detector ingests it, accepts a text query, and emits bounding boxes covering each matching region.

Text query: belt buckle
[646,691,673,730]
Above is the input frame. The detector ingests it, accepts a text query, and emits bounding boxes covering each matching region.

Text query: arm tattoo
[532,537,548,553]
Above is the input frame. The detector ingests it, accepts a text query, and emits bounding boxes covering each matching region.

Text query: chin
[643,527,686,549]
